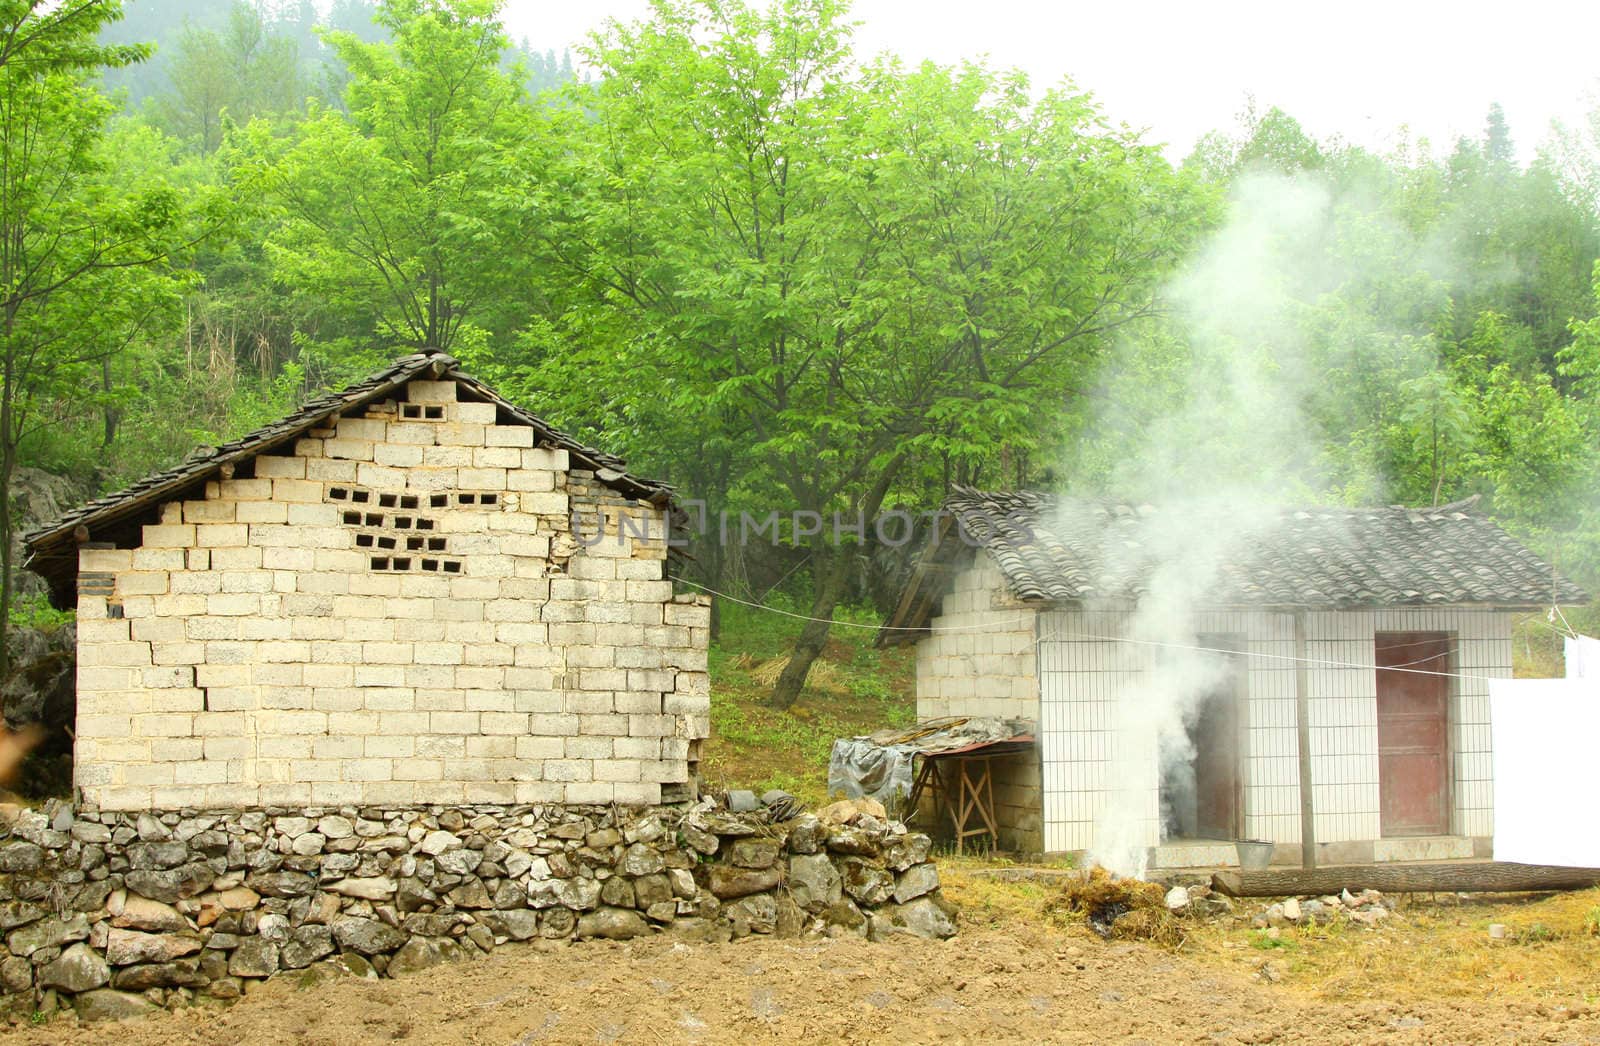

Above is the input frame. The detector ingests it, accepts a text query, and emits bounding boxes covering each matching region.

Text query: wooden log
[1212,862,1600,898]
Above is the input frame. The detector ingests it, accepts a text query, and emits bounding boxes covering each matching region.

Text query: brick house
[24,349,710,812]
[881,489,1584,867]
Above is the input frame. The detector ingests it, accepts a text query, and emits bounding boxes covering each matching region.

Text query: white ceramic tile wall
[1033,606,1516,854]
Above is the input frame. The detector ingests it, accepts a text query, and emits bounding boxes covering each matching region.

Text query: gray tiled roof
[24,349,674,604]
[943,487,1586,609]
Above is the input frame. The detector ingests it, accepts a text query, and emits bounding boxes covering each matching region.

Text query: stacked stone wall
[0,799,953,1020]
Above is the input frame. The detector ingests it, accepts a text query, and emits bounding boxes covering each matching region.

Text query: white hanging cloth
[1490,677,1600,867]
[1564,634,1600,679]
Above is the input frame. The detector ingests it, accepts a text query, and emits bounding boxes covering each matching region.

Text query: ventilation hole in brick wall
[400,495,418,509]
[421,559,440,571]
[430,494,448,507]
[342,511,361,525]
[458,493,477,505]
[392,557,411,571]
[443,560,462,573]
[330,487,349,500]
[371,556,390,570]
[107,603,125,619]
[379,493,397,508]
[481,493,498,506]
[427,537,446,551]
[406,536,424,551]
[377,536,397,550]
[400,404,423,419]
[417,518,435,531]
[394,517,413,529]
[364,513,383,526]
[356,534,375,548]
[424,405,445,420]
[352,490,370,503]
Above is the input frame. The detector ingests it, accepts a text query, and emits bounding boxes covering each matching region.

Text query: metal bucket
[1235,839,1275,870]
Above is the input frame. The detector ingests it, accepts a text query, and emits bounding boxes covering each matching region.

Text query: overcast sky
[499,0,1600,165]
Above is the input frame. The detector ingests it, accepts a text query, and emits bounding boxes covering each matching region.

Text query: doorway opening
[1161,641,1245,842]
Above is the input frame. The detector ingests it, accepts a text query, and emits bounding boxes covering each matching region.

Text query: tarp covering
[1490,677,1600,867]
[827,717,1035,810]
[1565,634,1600,679]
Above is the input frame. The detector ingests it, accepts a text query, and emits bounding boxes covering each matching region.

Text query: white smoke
[1075,173,1353,878]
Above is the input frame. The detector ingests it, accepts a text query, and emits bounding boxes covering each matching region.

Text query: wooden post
[1294,610,1316,869]
[1214,862,1600,898]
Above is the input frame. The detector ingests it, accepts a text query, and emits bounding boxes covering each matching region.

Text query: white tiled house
[882,489,1584,867]
[25,350,710,812]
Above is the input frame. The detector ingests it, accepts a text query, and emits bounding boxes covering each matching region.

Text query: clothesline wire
[673,577,1517,684]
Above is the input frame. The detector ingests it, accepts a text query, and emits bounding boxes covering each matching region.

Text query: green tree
[520,0,1204,707]
[0,1,196,671]
[241,0,536,354]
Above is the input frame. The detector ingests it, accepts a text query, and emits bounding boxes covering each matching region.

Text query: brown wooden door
[1375,633,1450,837]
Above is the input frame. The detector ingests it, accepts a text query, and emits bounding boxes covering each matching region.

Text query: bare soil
[6,922,1596,1045]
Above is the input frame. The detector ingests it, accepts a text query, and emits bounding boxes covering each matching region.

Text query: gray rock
[246,870,316,897]
[705,864,783,900]
[623,816,664,844]
[645,902,677,923]
[110,959,208,991]
[668,869,696,899]
[72,822,112,845]
[893,863,940,904]
[291,833,327,856]
[620,843,664,876]
[318,815,355,840]
[633,874,673,907]
[1164,886,1190,911]
[0,900,47,931]
[786,815,823,855]
[526,876,601,911]
[679,824,719,855]
[135,813,171,842]
[127,840,189,870]
[0,955,32,993]
[395,877,436,912]
[38,943,110,993]
[257,913,291,943]
[601,876,636,909]
[485,910,540,941]
[577,907,650,940]
[789,855,843,912]
[825,825,877,856]
[839,858,894,905]
[435,848,482,876]
[74,988,155,1022]
[724,893,778,936]
[112,896,189,933]
[332,916,407,955]
[0,841,44,873]
[326,877,396,901]
[447,878,493,909]
[871,895,957,940]
[418,830,460,855]
[538,907,576,939]
[228,937,280,978]
[386,936,442,976]
[491,879,525,909]
[728,838,780,869]
[124,863,215,903]
[105,928,201,965]
[7,913,90,956]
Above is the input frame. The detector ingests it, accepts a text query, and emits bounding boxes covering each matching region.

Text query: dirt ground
[5,921,1597,1046]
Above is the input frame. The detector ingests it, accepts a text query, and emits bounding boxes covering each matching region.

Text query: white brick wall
[74,376,710,810]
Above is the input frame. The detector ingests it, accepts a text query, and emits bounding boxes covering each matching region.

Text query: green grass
[701,600,915,807]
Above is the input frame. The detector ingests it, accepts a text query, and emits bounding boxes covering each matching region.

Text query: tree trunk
[1212,862,1600,898]
[768,548,852,710]
[767,453,907,710]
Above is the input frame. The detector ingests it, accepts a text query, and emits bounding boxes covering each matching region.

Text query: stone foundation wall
[0,799,952,1020]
